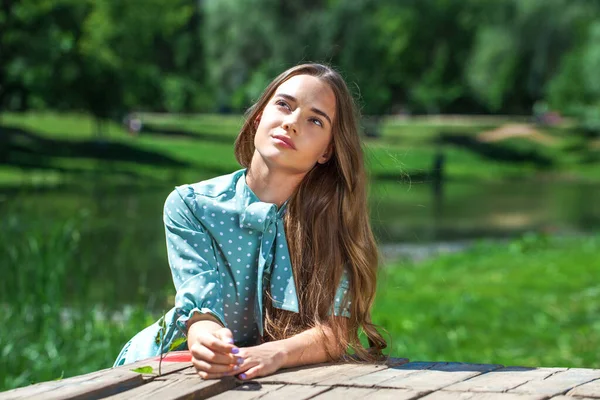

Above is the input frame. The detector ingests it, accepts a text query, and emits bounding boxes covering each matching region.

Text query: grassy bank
[374,233,600,368]
[1,112,598,190]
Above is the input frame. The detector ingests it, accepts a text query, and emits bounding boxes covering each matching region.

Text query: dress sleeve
[163,188,226,333]
[331,268,352,318]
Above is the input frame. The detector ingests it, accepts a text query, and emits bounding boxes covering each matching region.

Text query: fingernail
[233,365,239,371]
[231,347,239,354]
[239,373,247,379]
[236,357,244,364]
[224,338,234,344]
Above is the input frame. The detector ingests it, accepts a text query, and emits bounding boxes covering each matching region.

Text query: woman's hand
[235,341,288,380]
[187,319,244,379]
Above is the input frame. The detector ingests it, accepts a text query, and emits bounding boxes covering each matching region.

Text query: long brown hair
[234,63,386,361]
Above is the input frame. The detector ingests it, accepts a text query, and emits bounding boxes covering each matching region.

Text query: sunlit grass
[374,233,600,368]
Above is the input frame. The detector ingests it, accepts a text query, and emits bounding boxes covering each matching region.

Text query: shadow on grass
[141,124,236,144]
[0,125,190,167]
[0,125,241,186]
[439,133,555,168]
[373,170,431,183]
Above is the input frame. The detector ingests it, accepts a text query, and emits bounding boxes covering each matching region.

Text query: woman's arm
[236,319,347,380]
[187,315,347,380]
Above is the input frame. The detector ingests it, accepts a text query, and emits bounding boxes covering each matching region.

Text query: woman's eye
[311,118,323,127]
[275,100,290,110]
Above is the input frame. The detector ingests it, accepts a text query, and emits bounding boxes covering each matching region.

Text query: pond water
[1,178,598,310]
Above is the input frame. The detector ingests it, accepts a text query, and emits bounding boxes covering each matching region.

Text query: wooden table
[2,352,600,399]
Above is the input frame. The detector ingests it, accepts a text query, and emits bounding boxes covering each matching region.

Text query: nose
[282,110,299,134]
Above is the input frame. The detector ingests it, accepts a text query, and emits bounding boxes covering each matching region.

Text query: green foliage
[131,366,153,374]
[548,21,600,135]
[466,26,517,112]
[2,0,599,118]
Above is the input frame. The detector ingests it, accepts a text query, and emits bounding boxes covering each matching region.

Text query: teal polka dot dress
[114,169,350,366]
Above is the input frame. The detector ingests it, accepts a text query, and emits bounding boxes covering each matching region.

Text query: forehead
[275,75,336,117]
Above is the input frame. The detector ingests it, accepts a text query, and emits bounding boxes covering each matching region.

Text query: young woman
[114,63,386,380]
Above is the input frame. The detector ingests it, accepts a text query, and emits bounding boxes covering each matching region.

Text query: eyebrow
[276,93,332,126]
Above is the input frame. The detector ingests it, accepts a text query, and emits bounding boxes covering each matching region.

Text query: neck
[246,152,306,207]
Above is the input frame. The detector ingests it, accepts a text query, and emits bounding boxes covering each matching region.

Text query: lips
[272,134,296,150]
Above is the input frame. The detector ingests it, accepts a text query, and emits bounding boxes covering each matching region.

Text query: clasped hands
[187,319,287,380]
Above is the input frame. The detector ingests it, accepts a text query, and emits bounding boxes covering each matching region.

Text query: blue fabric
[113,169,351,366]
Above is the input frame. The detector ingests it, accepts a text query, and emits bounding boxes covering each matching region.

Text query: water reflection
[371,180,600,243]
[1,179,598,309]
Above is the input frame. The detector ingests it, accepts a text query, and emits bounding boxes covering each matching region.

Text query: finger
[192,358,241,374]
[190,343,241,366]
[213,328,240,354]
[197,369,241,380]
[196,331,237,355]
[238,364,263,380]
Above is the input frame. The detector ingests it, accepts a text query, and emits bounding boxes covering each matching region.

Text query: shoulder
[164,169,245,214]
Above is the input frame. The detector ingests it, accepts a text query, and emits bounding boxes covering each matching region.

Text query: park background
[1,0,599,391]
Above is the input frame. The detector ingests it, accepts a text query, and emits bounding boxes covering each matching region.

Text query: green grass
[374,233,600,368]
[2,111,599,190]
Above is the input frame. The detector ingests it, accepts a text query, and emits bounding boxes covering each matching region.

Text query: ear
[317,143,334,164]
[253,113,263,129]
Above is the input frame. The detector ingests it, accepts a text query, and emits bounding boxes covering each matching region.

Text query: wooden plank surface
[255,362,364,385]
[314,363,389,386]
[342,361,439,387]
[104,375,237,400]
[3,358,600,400]
[310,386,381,399]
[256,384,331,399]
[315,358,409,386]
[208,383,284,400]
[509,368,600,396]
[567,378,600,398]
[421,392,546,400]
[375,362,502,391]
[0,367,145,400]
[444,367,565,392]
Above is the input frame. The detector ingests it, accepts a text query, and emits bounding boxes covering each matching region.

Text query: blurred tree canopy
[1,0,599,129]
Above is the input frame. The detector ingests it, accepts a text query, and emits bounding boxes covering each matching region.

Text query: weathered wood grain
[0,367,144,400]
[343,361,440,387]
[315,358,409,386]
[208,382,284,400]
[368,388,428,400]
[316,363,390,386]
[255,362,364,385]
[311,386,423,400]
[509,368,600,396]
[375,362,502,391]
[310,386,381,399]
[444,367,565,392]
[567,378,600,398]
[3,358,600,399]
[256,384,331,399]
[421,392,546,400]
[103,375,237,400]
[0,370,144,400]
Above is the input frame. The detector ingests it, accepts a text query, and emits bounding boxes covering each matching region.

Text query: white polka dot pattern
[112,169,351,367]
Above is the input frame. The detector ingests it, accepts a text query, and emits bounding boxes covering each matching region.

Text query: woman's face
[253,74,336,175]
